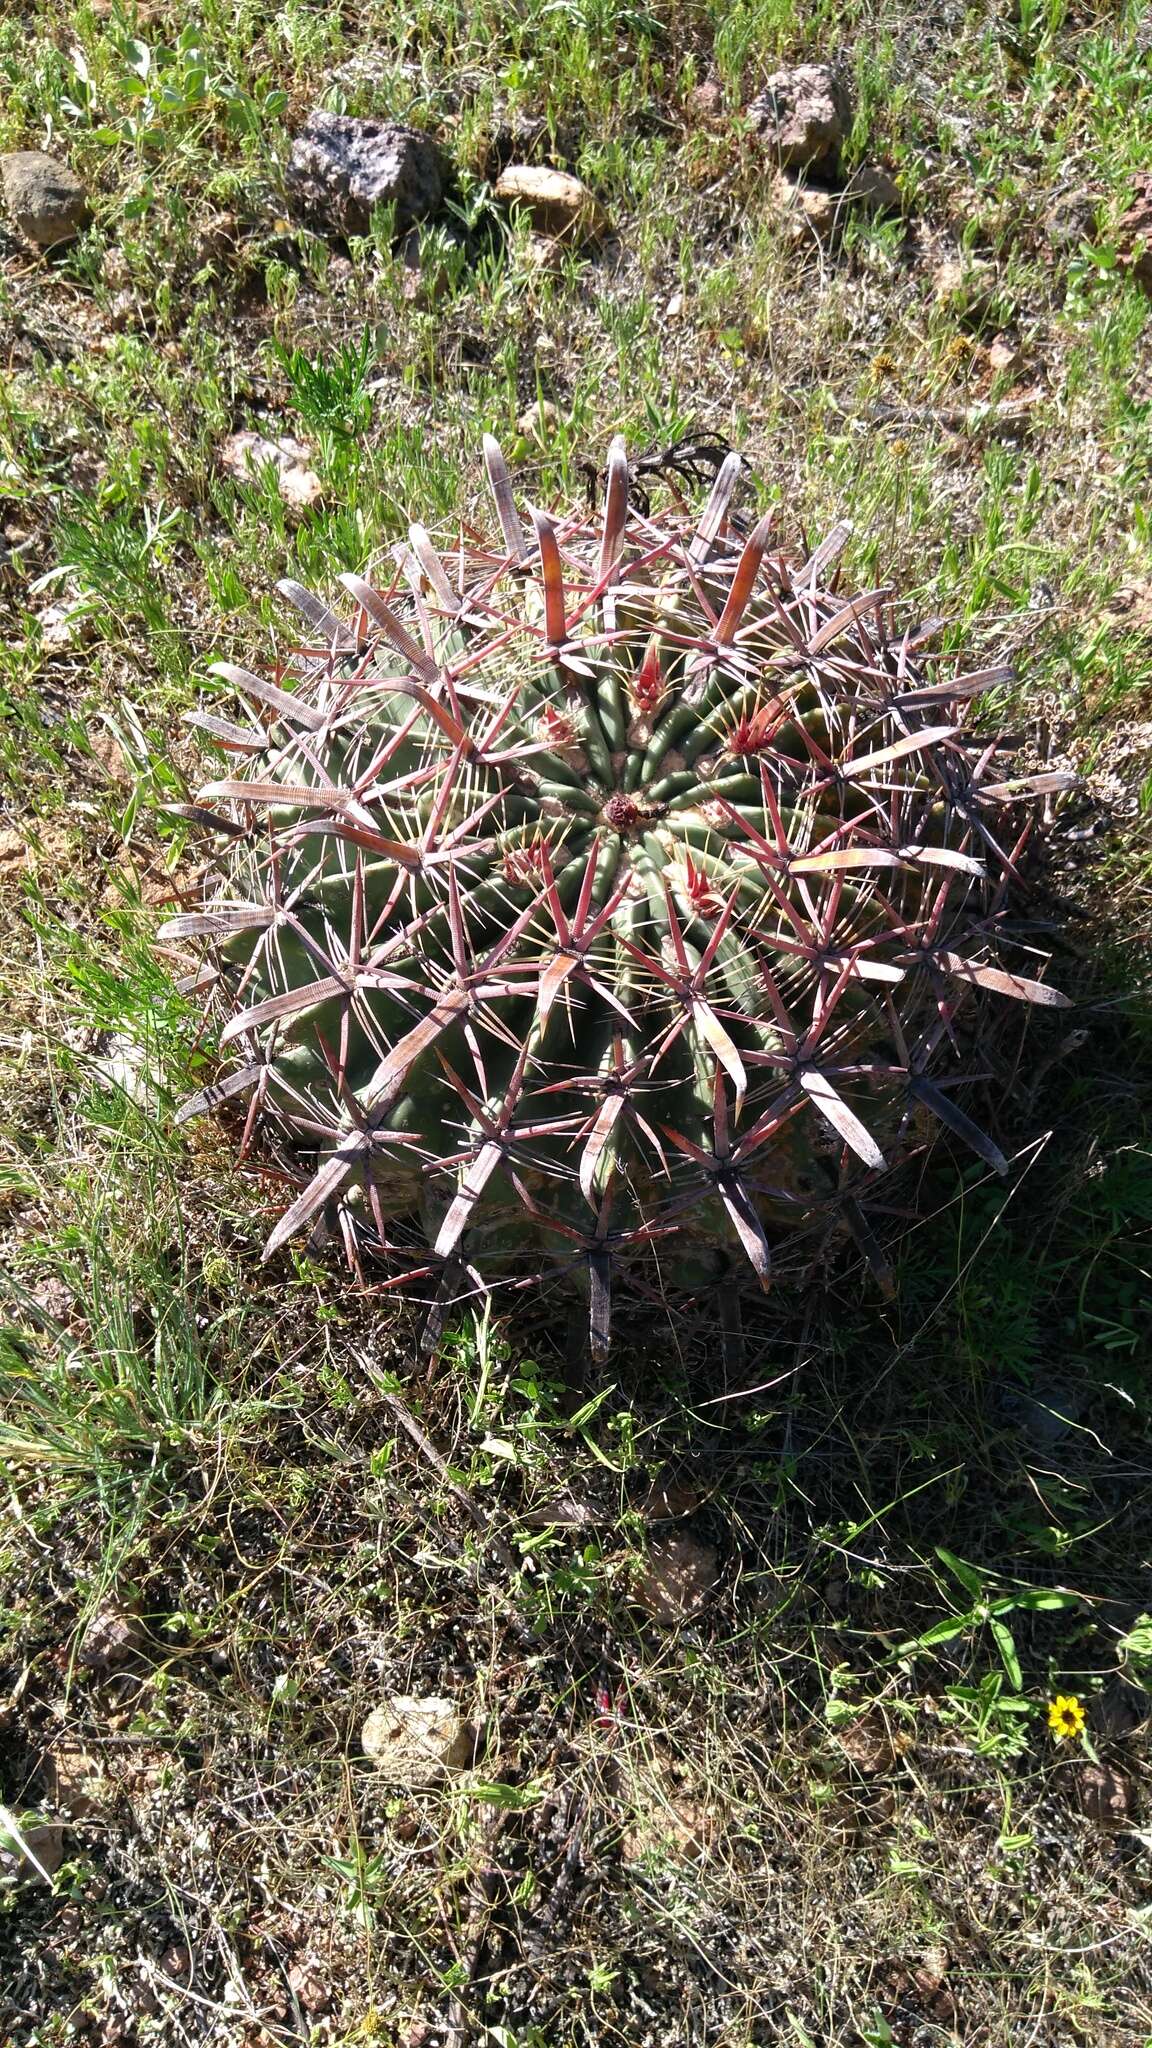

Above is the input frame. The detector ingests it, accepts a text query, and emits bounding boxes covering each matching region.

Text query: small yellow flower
[1047,1693,1085,1742]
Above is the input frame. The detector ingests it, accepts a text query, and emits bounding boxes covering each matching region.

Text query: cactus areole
[162,438,1071,1354]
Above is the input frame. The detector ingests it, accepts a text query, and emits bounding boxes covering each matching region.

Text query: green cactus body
[162,438,1071,1351]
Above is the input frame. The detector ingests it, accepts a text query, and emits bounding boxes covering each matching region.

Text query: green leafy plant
[271,331,377,442]
[898,1547,1080,1688]
[63,28,286,154]
[938,1669,1034,1760]
[1117,1614,1152,1687]
[161,437,1071,1352]
[321,1845,397,1933]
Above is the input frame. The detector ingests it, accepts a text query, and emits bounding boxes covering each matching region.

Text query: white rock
[932,256,997,319]
[361,1696,471,1785]
[770,171,839,243]
[277,462,325,511]
[36,599,91,653]
[521,232,565,273]
[516,399,559,443]
[494,164,608,243]
[219,431,323,510]
[90,1034,161,1109]
[986,334,1025,378]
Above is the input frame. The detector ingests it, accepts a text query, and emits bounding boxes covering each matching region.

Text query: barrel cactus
[162,437,1070,1352]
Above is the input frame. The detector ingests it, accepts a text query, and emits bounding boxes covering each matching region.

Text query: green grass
[1,0,1151,2040]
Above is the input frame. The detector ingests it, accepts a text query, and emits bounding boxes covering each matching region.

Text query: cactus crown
[163,437,1070,1354]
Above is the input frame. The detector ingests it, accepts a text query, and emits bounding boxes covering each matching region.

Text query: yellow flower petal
[1046,1693,1085,1741]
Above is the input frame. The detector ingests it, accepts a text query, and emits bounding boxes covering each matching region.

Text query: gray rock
[77,1603,143,1673]
[1,150,90,248]
[686,79,726,125]
[998,1380,1082,1448]
[0,1817,65,1880]
[39,1738,111,1819]
[747,64,851,172]
[841,163,902,218]
[285,111,446,237]
[771,163,901,246]
[1046,186,1098,256]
